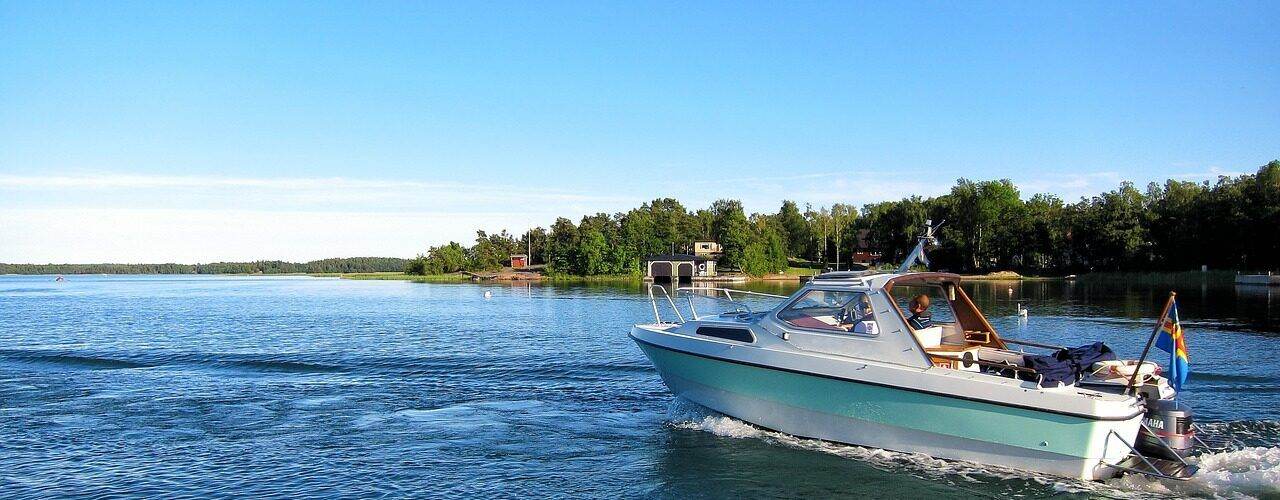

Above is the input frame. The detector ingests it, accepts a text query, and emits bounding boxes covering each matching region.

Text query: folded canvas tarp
[1023,342,1117,387]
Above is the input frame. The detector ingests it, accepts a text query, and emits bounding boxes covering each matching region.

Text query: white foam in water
[665,399,1280,499]
[1108,447,1280,499]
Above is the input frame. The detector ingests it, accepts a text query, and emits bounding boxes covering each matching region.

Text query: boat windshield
[890,284,958,325]
[777,289,878,334]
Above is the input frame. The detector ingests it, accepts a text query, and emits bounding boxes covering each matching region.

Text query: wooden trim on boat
[883,273,1007,350]
[882,272,964,292]
[953,285,1007,349]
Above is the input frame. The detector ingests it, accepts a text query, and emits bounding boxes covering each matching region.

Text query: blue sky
[2,1,1277,263]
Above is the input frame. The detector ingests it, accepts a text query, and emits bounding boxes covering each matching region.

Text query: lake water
[1,274,1278,499]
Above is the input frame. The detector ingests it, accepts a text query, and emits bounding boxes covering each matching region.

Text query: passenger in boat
[907,294,933,330]
[839,296,878,334]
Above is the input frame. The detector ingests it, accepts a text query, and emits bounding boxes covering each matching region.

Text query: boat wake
[665,398,1280,499]
[1108,446,1280,499]
[0,349,345,374]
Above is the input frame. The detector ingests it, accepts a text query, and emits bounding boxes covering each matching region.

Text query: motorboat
[631,222,1221,481]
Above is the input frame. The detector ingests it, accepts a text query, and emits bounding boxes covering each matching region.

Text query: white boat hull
[634,332,1143,480]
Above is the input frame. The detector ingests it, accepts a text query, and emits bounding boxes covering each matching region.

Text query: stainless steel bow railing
[646,284,788,324]
[646,284,685,324]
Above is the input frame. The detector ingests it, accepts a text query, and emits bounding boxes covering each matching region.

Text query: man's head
[910,294,931,314]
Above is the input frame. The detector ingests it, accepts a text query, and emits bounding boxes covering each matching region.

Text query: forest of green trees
[0,257,410,275]
[409,160,1280,277]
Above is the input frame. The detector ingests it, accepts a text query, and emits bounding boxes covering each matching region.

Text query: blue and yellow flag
[1154,299,1189,391]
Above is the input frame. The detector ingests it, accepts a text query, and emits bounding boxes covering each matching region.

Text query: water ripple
[0,275,1276,498]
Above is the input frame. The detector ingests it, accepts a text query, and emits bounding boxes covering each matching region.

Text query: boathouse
[693,241,723,258]
[851,229,882,265]
[644,254,716,282]
[509,254,529,269]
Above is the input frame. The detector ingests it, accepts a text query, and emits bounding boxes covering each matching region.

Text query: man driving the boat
[838,295,878,334]
[907,294,933,330]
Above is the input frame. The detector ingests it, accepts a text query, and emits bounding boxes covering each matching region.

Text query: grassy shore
[317,272,469,282]
[324,271,644,284]
[541,273,642,283]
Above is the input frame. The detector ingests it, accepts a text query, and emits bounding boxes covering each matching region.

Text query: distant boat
[54,275,66,282]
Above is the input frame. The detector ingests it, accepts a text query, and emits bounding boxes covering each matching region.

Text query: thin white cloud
[1010,166,1254,202]
[1013,171,1124,201]
[763,176,949,207]
[0,173,631,205]
[1168,166,1250,180]
[0,173,643,263]
[683,171,848,187]
[0,173,637,210]
[1,166,1239,263]
[0,174,439,190]
[0,208,551,263]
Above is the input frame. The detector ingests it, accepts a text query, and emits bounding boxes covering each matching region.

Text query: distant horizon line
[0,256,410,267]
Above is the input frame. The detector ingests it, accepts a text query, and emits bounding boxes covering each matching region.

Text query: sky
[1,1,1277,264]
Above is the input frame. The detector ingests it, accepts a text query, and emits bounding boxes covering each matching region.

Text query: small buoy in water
[483,290,493,299]
[1007,287,1013,296]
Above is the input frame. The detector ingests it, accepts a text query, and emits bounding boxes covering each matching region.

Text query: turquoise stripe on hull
[639,341,1107,460]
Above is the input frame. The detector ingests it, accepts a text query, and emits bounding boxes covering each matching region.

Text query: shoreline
[325,272,645,284]
[13,270,1240,284]
[959,274,1067,281]
[329,270,1074,283]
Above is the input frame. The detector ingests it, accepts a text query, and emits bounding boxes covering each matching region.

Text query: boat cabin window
[777,290,878,335]
[890,284,958,328]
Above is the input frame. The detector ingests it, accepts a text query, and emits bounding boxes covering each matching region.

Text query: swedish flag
[1154,300,1189,391]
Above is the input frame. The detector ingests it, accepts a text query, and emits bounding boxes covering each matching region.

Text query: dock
[641,275,750,284]
[1235,273,1280,286]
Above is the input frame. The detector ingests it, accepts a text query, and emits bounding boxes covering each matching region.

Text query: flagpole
[1172,303,1182,409]
[1127,291,1176,394]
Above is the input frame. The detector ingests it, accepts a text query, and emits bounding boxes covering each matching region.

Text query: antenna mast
[897,220,943,274]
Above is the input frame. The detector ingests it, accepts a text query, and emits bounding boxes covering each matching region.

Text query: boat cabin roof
[809,271,963,291]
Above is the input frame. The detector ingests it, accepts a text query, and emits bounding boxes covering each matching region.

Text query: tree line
[0,257,410,275]
[409,160,1280,277]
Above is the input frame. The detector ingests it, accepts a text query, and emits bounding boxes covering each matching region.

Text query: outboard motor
[1137,398,1196,460]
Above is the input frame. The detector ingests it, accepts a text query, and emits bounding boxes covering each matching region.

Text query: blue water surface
[1,275,1277,498]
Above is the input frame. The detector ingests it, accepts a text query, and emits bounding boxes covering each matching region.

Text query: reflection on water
[0,274,1277,498]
